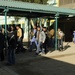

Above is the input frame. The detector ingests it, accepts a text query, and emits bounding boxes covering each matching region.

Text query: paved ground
[0,42,75,75]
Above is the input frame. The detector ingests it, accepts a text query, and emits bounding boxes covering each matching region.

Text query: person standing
[42,27,48,54]
[7,25,17,65]
[36,26,46,55]
[29,25,37,52]
[16,25,23,53]
[57,28,64,51]
[49,29,55,48]
[0,30,5,61]
[73,31,75,43]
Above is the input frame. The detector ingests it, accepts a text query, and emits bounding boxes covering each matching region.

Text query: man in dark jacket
[0,30,5,61]
[7,25,17,65]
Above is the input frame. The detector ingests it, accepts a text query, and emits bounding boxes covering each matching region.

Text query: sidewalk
[0,42,75,75]
[0,66,19,75]
[41,42,75,58]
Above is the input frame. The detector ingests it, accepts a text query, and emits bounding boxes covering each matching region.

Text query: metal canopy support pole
[4,7,8,41]
[55,13,59,50]
[4,7,9,55]
[5,10,7,40]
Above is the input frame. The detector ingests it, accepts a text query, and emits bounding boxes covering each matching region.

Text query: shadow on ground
[63,42,71,50]
[64,45,71,50]
[5,51,75,75]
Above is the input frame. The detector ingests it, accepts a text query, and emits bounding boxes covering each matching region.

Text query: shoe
[0,59,4,61]
[6,63,12,66]
[29,50,32,52]
[35,53,39,55]
[39,51,42,53]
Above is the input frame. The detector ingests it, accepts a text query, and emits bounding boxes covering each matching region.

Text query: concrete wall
[60,3,75,9]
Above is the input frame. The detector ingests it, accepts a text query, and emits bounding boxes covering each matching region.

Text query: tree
[14,16,21,24]
[14,0,48,4]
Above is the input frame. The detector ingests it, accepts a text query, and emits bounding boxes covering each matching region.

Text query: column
[4,7,9,55]
[55,13,59,50]
[4,7,8,40]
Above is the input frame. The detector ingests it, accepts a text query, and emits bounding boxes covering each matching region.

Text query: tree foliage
[14,0,48,4]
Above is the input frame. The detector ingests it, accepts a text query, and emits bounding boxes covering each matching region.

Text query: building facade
[58,0,75,42]
[59,0,75,9]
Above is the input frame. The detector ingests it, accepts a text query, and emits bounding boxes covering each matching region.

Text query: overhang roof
[0,0,75,18]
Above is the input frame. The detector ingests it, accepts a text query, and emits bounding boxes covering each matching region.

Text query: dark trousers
[16,38,23,53]
[0,48,4,61]
[43,41,47,54]
[51,38,55,48]
[58,39,63,50]
[29,42,37,51]
[8,46,15,64]
[49,38,55,48]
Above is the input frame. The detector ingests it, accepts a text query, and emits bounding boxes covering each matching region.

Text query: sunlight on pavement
[40,42,75,65]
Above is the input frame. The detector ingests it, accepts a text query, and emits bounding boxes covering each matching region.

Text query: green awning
[0,0,75,17]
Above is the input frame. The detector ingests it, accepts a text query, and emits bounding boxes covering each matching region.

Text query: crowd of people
[29,25,65,55]
[0,25,25,65]
[0,24,65,65]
